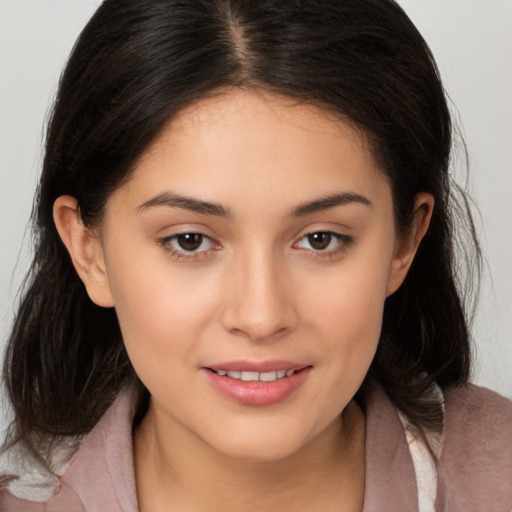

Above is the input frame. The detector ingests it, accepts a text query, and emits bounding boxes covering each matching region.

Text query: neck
[134,401,365,512]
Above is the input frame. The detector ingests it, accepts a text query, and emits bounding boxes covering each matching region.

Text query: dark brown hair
[2,0,479,466]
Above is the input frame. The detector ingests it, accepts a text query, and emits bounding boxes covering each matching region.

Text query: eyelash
[158,232,219,261]
[158,230,353,262]
[293,231,354,259]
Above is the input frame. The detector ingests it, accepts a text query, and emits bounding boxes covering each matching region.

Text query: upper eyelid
[157,224,220,243]
[290,220,353,238]
[155,222,216,236]
[295,229,350,241]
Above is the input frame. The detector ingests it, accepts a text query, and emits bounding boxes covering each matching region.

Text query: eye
[294,231,352,253]
[161,232,217,254]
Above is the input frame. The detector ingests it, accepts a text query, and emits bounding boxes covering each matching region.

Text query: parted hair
[2,0,479,465]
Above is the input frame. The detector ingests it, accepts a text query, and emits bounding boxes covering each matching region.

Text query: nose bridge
[222,242,296,341]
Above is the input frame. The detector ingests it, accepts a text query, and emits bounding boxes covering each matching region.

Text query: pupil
[177,233,203,251]
[308,232,331,250]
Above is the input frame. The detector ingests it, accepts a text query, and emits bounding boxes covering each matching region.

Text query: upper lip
[205,360,310,372]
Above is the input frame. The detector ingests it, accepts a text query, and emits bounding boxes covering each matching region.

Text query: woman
[1,0,511,510]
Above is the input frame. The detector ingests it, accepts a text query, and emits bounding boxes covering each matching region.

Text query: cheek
[302,236,395,380]
[319,284,383,381]
[102,238,221,385]
[308,239,393,330]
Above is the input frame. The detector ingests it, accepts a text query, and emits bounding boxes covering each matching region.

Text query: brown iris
[307,232,333,250]
[176,233,204,251]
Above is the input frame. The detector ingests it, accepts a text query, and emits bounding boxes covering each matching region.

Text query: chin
[217,440,305,463]
[200,422,319,463]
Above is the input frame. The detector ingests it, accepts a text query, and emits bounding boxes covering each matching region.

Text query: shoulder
[0,388,139,512]
[442,383,512,457]
[443,382,512,424]
[436,384,512,511]
[0,437,82,512]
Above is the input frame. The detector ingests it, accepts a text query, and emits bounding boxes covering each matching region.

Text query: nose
[220,249,298,342]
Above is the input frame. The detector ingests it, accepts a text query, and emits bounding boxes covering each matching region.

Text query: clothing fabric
[1,384,511,511]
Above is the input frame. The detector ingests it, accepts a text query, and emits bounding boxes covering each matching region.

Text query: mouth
[207,368,298,382]
[202,363,312,406]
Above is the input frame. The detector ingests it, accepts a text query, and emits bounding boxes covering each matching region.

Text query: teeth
[259,371,277,382]
[216,369,296,381]
[241,371,259,381]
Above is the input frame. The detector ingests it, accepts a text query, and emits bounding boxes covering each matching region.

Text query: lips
[202,361,311,406]
[211,369,296,381]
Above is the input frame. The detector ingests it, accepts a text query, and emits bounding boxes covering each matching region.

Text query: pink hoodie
[1,384,511,511]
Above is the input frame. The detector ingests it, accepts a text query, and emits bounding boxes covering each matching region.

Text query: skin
[54,89,433,511]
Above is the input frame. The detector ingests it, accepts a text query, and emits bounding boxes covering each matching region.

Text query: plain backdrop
[1,1,511,434]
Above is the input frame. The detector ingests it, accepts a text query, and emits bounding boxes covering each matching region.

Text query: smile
[213,369,296,381]
[203,364,311,406]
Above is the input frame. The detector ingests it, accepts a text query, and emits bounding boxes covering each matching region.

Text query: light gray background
[1,0,511,434]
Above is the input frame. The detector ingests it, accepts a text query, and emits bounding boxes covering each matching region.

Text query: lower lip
[202,367,311,406]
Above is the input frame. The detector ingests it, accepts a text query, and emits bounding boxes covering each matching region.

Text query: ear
[53,195,114,307]
[386,192,434,296]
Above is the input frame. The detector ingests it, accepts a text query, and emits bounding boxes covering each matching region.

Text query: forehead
[152,89,374,165]
[110,89,390,216]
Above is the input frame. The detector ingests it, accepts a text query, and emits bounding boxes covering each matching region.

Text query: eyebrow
[137,193,230,217]
[137,191,371,218]
[290,192,372,216]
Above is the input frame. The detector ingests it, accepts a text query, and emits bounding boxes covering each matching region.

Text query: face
[66,90,423,461]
